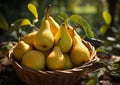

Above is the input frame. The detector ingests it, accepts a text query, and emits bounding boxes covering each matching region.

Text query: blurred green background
[0,0,120,55]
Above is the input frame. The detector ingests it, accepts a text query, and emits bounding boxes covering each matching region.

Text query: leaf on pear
[28,3,38,19]
[68,14,95,38]
[0,13,9,30]
[10,19,31,32]
[102,11,111,25]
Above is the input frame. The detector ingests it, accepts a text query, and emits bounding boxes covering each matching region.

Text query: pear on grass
[22,50,45,70]
[13,41,32,60]
[70,29,90,66]
[46,45,65,70]
[34,6,54,51]
[54,23,72,53]
[22,31,38,47]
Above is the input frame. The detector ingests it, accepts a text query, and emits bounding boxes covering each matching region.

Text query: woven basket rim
[8,40,97,74]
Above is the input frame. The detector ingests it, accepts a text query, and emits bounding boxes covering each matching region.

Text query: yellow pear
[22,31,38,47]
[67,25,81,39]
[34,6,54,51]
[46,45,65,70]
[64,54,73,69]
[54,23,72,53]
[21,50,45,70]
[70,35,90,66]
[48,16,60,36]
[13,41,32,60]
[45,4,60,36]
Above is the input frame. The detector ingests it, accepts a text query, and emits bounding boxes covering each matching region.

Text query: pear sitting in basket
[13,41,32,61]
[69,26,91,66]
[21,50,45,70]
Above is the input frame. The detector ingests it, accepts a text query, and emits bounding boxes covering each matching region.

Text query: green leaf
[0,13,9,30]
[58,12,68,22]
[102,11,111,25]
[68,14,94,38]
[10,19,31,32]
[28,3,38,19]
[96,47,108,53]
[99,25,108,35]
[89,68,106,79]
[88,68,106,85]
[87,79,95,85]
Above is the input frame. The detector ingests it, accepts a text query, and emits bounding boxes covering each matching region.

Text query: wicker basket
[8,40,96,85]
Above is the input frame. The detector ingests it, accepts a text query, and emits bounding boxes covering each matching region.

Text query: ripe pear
[64,54,73,69]
[67,25,81,39]
[70,36,90,66]
[45,4,60,36]
[13,41,32,60]
[48,16,60,36]
[22,31,38,47]
[34,7,54,51]
[46,45,65,70]
[54,23,72,53]
[22,50,45,70]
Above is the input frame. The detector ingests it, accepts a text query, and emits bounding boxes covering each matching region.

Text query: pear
[67,25,81,39]
[70,30,90,66]
[64,54,73,69]
[46,4,60,36]
[34,6,54,51]
[13,41,32,60]
[22,31,38,47]
[54,23,72,53]
[46,45,65,70]
[48,16,60,36]
[22,50,45,70]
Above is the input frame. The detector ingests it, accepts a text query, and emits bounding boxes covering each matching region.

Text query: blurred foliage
[0,0,120,56]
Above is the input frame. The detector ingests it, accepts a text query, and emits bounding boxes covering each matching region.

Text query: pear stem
[46,4,52,20]
[73,25,79,37]
[34,25,39,31]
[19,32,23,41]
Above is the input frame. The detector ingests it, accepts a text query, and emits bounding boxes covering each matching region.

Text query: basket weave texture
[8,40,96,85]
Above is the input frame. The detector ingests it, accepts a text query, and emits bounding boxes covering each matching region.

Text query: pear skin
[67,25,81,39]
[64,53,73,69]
[22,50,45,70]
[34,19,54,51]
[22,31,38,47]
[46,4,60,36]
[55,23,72,53]
[70,36,90,66]
[48,16,60,36]
[13,41,32,60]
[46,45,65,70]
